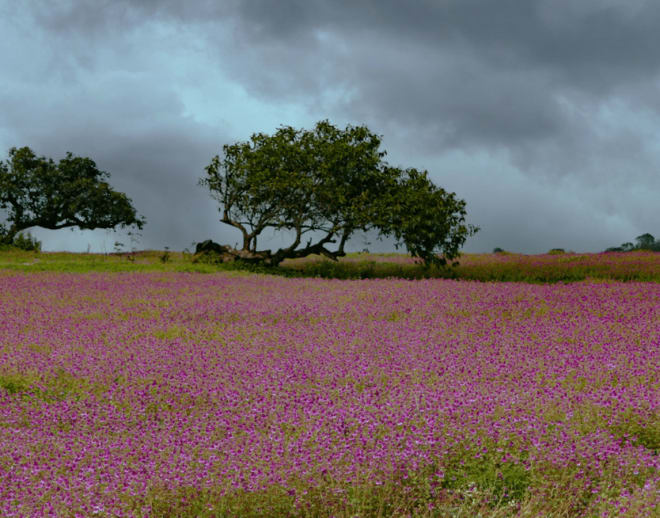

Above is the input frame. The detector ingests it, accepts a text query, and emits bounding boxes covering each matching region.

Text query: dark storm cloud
[221,0,660,148]
[23,0,660,141]
[2,0,659,253]
[228,0,660,91]
[0,77,226,251]
[218,0,660,250]
[22,0,660,151]
[0,3,236,251]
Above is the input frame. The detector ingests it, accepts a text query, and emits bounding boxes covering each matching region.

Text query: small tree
[375,166,477,266]
[0,147,145,245]
[200,120,477,267]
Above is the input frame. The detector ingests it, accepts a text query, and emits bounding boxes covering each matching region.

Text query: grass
[0,248,658,282]
[138,469,528,518]
[133,452,656,517]
[0,368,106,402]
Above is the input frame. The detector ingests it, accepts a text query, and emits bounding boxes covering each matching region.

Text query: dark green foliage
[200,120,477,267]
[441,455,530,506]
[635,233,655,250]
[159,246,171,263]
[377,166,478,267]
[0,373,30,394]
[0,147,145,244]
[605,233,660,252]
[610,409,660,454]
[0,231,42,251]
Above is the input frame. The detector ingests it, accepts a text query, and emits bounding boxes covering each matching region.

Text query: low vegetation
[0,248,658,282]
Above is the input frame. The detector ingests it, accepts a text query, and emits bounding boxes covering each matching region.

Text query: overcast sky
[1,0,658,254]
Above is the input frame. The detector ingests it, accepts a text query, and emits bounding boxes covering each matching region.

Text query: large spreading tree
[200,120,477,266]
[0,146,145,245]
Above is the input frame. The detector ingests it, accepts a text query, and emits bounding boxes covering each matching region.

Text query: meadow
[0,251,658,516]
[0,249,659,282]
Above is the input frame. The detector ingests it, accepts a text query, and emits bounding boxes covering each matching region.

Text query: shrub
[11,231,41,251]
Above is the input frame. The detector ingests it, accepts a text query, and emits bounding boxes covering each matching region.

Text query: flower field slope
[0,273,658,516]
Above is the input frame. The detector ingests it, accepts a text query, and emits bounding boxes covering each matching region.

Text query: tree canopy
[605,233,660,252]
[635,233,656,250]
[200,120,477,266]
[0,147,145,245]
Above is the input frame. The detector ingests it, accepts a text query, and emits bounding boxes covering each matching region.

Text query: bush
[8,232,41,251]
[159,247,171,263]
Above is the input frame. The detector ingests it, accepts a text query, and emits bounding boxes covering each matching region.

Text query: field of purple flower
[0,272,658,517]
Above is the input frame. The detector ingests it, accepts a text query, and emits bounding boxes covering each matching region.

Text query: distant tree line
[605,233,660,252]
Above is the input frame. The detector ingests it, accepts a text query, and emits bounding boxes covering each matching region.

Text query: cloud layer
[1,0,658,253]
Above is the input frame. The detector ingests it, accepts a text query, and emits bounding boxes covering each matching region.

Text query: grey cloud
[2,0,659,253]
[26,0,230,32]
[226,0,660,89]
[197,0,660,182]
[25,0,660,100]
[25,1,660,140]
[0,42,237,251]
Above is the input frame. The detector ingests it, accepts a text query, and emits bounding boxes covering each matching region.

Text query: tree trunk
[194,241,273,265]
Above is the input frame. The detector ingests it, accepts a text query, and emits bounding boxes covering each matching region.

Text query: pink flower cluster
[0,273,658,516]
